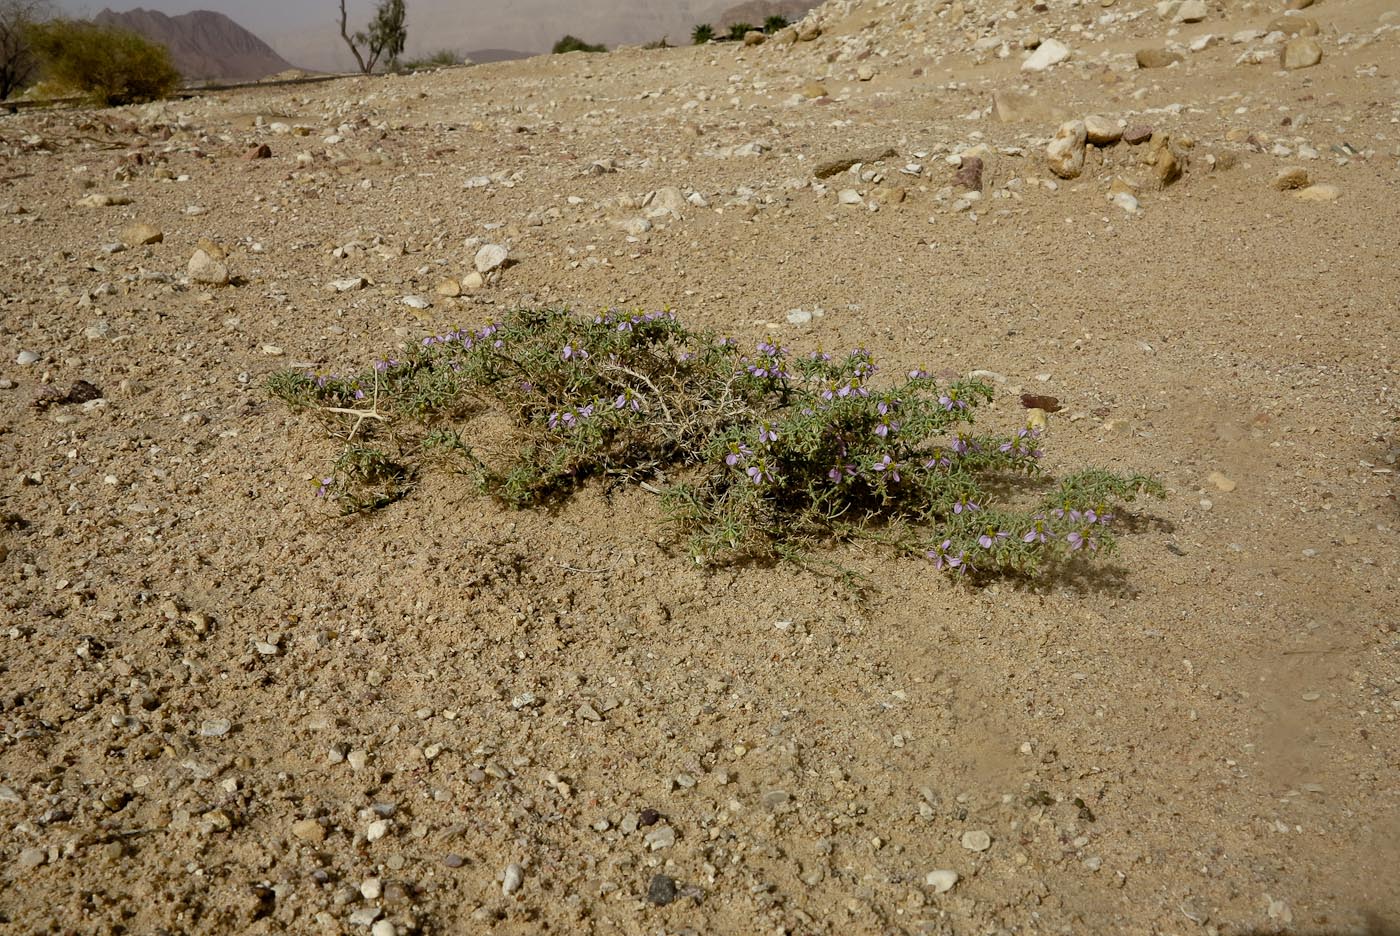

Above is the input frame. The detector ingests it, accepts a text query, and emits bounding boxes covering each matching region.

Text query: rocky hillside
[714,0,823,29]
[93,8,296,82]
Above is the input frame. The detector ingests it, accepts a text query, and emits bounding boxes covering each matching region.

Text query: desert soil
[1,0,1398,933]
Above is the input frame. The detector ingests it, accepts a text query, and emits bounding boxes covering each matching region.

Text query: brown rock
[813,148,898,179]
[1268,14,1319,35]
[1136,47,1184,68]
[188,248,230,286]
[797,23,821,41]
[1281,37,1322,69]
[1123,125,1154,145]
[1272,166,1310,190]
[436,278,462,297]
[1046,120,1087,179]
[1083,115,1124,145]
[120,222,163,247]
[743,30,766,47]
[802,81,829,99]
[1284,0,1314,9]
[291,818,326,844]
[954,157,983,191]
[1148,134,1184,187]
[243,143,272,160]
[1293,183,1340,201]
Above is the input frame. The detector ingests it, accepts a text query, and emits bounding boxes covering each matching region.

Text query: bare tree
[0,0,49,100]
[338,0,406,75]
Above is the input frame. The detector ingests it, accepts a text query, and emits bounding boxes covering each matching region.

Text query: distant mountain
[93,8,296,82]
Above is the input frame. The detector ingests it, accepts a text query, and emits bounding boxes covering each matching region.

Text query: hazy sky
[55,1,741,70]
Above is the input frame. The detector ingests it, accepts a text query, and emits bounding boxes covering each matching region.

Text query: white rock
[1112,192,1139,213]
[366,819,390,842]
[371,920,396,936]
[837,189,864,205]
[733,140,769,156]
[474,243,509,273]
[328,277,367,292]
[1189,33,1217,52]
[619,217,653,236]
[16,350,39,366]
[644,825,676,849]
[401,295,431,309]
[1174,0,1208,23]
[360,877,382,899]
[926,869,960,893]
[1022,38,1071,71]
[187,249,230,286]
[961,829,992,851]
[1045,120,1087,179]
[502,862,524,895]
[199,718,231,737]
[462,271,485,290]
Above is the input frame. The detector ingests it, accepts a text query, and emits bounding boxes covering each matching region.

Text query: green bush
[763,14,789,33]
[726,22,756,41]
[400,48,461,71]
[27,18,178,105]
[270,308,1163,582]
[691,23,713,45]
[551,34,606,54]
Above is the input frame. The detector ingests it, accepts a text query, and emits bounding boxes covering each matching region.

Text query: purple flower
[316,477,333,497]
[928,540,969,574]
[757,423,778,445]
[871,454,900,483]
[746,461,775,485]
[978,528,1010,549]
[952,499,979,515]
[724,441,752,467]
[1068,528,1099,552]
[1022,521,1054,545]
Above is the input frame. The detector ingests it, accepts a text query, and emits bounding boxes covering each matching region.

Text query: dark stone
[647,874,678,906]
[953,156,983,192]
[1122,125,1154,145]
[243,143,272,160]
[639,808,661,827]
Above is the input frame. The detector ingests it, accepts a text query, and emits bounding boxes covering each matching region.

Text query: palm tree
[691,23,713,44]
[763,14,789,33]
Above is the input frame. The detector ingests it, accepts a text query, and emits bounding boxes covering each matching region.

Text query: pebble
[371,921,395,936]
[291,818,326,843]
[120,222,163,247]
[1022,38,1070,72]
[474,243,509,273]
[243,143,272,160]
[502,862,524,895]
[347,749,369,770]
[366,819,390,842]
[77,193,133,208]
[18,847,46,869]
[401,295,431,310]
[188,249,230,286]
[348,907,382,926]
[1136,47,1184,68]
[647,873,679,905]
[328,277,367,292]
[1281,37,1322,69]
[1112,192,1139,213]
[16,351,39,366]
[926,869,959,893]
[199,718,231,737]
[961,830,992,851]
[619,217,652,236]
[361,877,382,899]
[1083,115,1124,145]
[577,702,603,721]
[1046,120,1087,179]
[644,825,676,849]
[1173,0,1207,22]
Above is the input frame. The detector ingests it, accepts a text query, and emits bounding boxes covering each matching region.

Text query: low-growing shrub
[691,23,714,45]
[551,34,606,54]
[726,22,756,41]
[270,308,1162,579]
[27,18,178,105]
[399,49,462,71]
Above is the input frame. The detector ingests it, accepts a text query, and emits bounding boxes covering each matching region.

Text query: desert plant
[25,18,178,105]
[0,0,48,100]
[726,22,756,41]
[270,307,1163,581]
[338,0,406,74]
[642,35,671,50]
[552,34,606,54]
[691,23,713,44]
[763,14,789,33]
[400,48,460,71]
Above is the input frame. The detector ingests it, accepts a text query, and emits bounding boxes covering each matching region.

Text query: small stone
[360,877,382,899]
[444,853,465,867]
[347,749,369,771]
[647,874,678,905]
[120,222,163,247]
[188,249,229,286]
[1112,192,1139,213]
[200,718,231,737]
[1293,183,1340,202]
[1123,125,1154,145]
[1046,120,1087,179]
[801,81,828,99]
[797,22,820,41]
[291,818,325,843]
[243,143,272,160]
[744,30,765,46]
[837,189,863,205]
[1083,115,1124,145]
[644,825,676,850]
[1207,471,1237,492]
[502,862,524,896]
[435,278,461,297]
[1273,167,1310,190]
[474,243,508,273]
[954,157,983,191]
[1269,15,1319,37]
[371,920,396,936]
[461,271,485,290]
[18,847,46,870]
[349,908,382,926]
[1173,0,1207,22]
[327,276,366,292]
[366,819,390,842]
[1021,38,1070,71]
[925,869,959,893]
[78,193,132,208]
[577,702,603,722]
[1281,37,1322,70]
[16,350,39,366]
[619,217,652,236]
[1136,47,1183,69]
[855,63,875,81]
[401,295,431,310]
[961,830,992,852]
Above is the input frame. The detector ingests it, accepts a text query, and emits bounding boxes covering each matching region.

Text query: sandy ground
[1,0,1398,933]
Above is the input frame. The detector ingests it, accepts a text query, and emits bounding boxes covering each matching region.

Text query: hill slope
[93,7,295,82]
